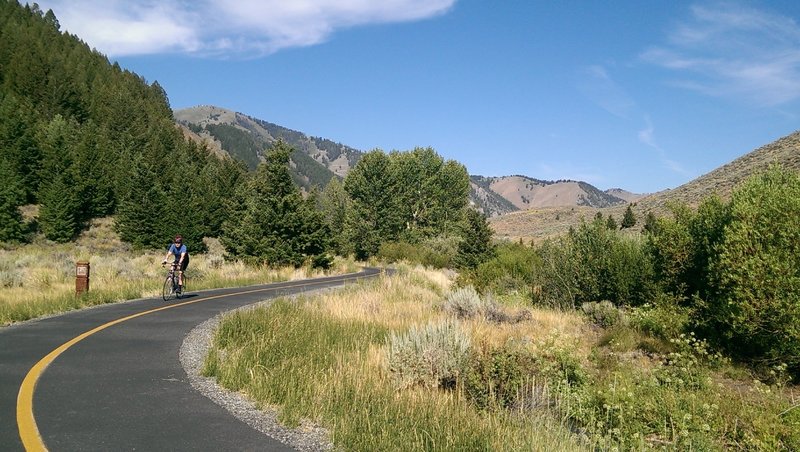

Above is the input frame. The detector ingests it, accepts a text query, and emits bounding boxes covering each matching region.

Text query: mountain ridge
[175,105,641,214]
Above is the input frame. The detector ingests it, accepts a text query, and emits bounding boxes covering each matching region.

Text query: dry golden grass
[311,264,597,368]
[314,264,448,330]
[0,217,359,324]
[465,309,593,356]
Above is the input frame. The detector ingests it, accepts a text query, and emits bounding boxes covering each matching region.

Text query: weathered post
[76,261,90,296]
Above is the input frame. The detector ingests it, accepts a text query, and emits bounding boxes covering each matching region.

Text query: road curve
[0,268,382,451]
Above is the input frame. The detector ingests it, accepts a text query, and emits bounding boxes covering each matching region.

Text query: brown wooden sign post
[76,261,90,296]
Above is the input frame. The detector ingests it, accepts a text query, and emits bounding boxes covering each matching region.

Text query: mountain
[605,188,644,203]
[175,105,361,190]
[469,175,633,217]
[490,129,800,242]
[176,105,638,214]
[469,177,520,217]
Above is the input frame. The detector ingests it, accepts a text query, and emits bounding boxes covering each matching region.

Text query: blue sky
[38,0,800,193]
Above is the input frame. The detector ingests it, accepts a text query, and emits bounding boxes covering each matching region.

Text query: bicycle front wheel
[162,276,176,301]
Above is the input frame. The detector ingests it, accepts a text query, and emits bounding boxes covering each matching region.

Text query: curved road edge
[179,292,334,451]
[5,267,387,451]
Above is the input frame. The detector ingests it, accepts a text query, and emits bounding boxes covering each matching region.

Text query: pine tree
[0,93,40,202]
[0,158,26,242]
[115,155,166,248]
[643,211,658,233]
[454,208,495,270]
[320,177,350,255]
[197,155,247,238]
[38,170,80,242]
[621,204,636,229]
[71,121,116,221]
[606,214,617,231]
[221,140,331,267]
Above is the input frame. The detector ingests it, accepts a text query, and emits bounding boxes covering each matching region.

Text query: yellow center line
[17,273,372,451]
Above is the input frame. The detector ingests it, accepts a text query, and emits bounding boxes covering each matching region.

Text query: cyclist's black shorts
[174,255,189,271]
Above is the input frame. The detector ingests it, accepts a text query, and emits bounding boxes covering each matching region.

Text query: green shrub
[386,319,471,389]
[655,333,725,390]
[453,208,495,270]
[533,220,655,309]
[442,286,525,324]
[628,292,691,340]
[377,235,459,268]
[464,337,587,414]
[463,344,538,410]
[533,238,579,309]
[701,166,800,377]
[378,241,421,263]
[645,198,729,301]
[581,301,626,328]
[535,337,588,387]
[465,241,538,297]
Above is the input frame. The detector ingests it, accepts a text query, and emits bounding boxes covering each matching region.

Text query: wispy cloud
[576,65,636,119]
[638,116,692,176]
[37,0,456,57]
[575,66,689,177]
[641,1,800,106]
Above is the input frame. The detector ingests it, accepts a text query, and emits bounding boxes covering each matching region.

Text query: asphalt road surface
[1,268,381,451]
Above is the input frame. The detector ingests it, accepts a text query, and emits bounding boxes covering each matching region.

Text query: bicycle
[162,262,187,301]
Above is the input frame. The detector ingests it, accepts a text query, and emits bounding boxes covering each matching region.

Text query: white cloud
[36,0,456,57]
[641,1,800,106]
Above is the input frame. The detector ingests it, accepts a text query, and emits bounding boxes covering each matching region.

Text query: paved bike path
[1,268,381,451]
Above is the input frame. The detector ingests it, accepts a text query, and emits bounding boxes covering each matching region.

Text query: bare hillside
[478,175,626,210]
[636,130,800,212]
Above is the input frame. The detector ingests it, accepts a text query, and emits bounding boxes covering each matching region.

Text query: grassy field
[0,218,359,326]
[204,265,799,451]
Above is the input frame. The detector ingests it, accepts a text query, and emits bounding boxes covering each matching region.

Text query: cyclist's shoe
[176,285,183,295]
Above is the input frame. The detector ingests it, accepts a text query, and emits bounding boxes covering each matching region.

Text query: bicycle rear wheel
[162,276,176,301]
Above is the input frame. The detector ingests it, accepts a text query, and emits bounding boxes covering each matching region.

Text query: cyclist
[162,235,189,294]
